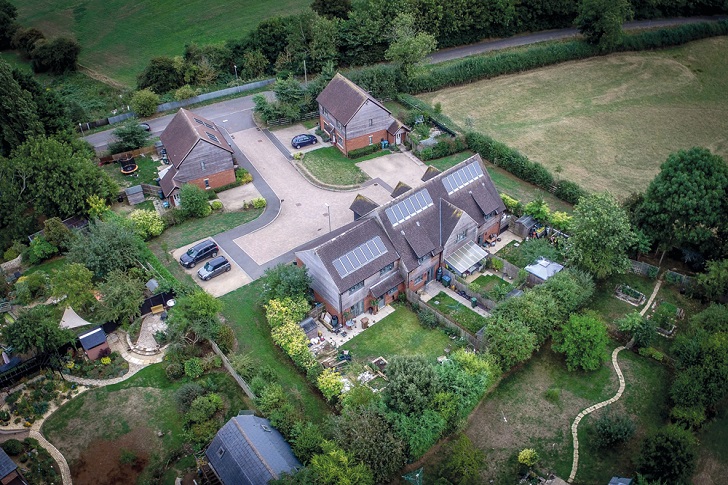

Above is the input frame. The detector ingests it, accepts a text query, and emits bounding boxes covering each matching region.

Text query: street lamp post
[325,203,331,233]
[233,64,239,91]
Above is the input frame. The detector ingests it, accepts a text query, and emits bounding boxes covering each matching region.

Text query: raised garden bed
[64,349,129,379]
[614,284,646,306]
[1,437,60,484]
[648,301,683,338]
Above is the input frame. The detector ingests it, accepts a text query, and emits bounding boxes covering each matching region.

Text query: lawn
[694,400,728,484]
[101,154,163,188]
[301,146,390,186]
[587,272,656,324]
[220,280,330,423]
[497,238,563,268]
[428,291,488,334]
[471,273,511,297]
[43,364,248,484]
[341,305,452,362]
[23,256,68,276]
[420,37,728,198]
[16,0,312,87]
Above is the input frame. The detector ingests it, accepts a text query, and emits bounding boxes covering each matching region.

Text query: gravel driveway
[171,240,251,297]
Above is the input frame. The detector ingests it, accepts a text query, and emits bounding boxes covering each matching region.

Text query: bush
[251,197,267,209]
[180,184,212,218]
[554,180,587,204]
[26,236,58,265]
[187,393,223,423]
[210,200,223,211]
[161,208,187,227]
[2,439,24,456]
[3,241,26,262]
[184,358,204,379]
[215,324,235,354]
[230,353,256,380]
[30,37,80,74]
[594,411,635,448]
[174,84,196,101]
[348,144,381,159]
[500,194,522,215]
[129,209,164,240]
[236,168,253,184]
[130,89,160,117]
[638,346,664,362]
[417,308,438,329]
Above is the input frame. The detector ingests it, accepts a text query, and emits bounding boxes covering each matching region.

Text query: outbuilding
[78,327,110,361]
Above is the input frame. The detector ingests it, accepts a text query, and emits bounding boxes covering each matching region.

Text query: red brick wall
[188,169,236,191]
[344,130,388,155]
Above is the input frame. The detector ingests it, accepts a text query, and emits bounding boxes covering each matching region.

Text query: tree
[30,37,81,74]
[483,317,537,369]
[67,219,144,277]
[334,407,407,483]
[385,12,437,78]
[524,198,550,223]
[11,27,44,57]
[97,270,145,324]
[568,192,634,279]
[637,425,697,483]
[43,217,74,250]
[0,0,18,49]
[240,50,269,79]
[439,433,486,485]
[518,448,539,468]
[553,312,608,371]
[311,0,351,19]
[262,263,312,301]
[130,89,160,117]
[3,305,73,354]
[0,59,43,156]
[698,259,728,302]
[167,291,222,344]
[617,311,656,348]
[51,263,95,312]
[392,409,445,460]
[137,57,184,93]
[179,184,211,218]
[265,296,310,328]
[108,120,151,154]
[638,148,728,259]
[549,211,572,232]
[385,356,440,415]
[128,209,164,240]
[310,440,374,485]
[493,289,560,344]
[291,421,324,464]
[575,0,633,51]
[594,411,636,448]
[317,368,344,402]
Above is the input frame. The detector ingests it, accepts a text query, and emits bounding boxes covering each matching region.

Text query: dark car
[291,134,317,149]
[197,256,231,281]
[139,123,151,131]
[180,239,218,268]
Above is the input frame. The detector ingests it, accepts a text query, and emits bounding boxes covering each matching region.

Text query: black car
[291,134,317,149]
[180,239,218,268]
[197,256,231,281]
[139,123,151,131]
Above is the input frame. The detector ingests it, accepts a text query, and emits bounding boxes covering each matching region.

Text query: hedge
[396,93,462,134]
[418,137,468,161]
[347,144,380,159]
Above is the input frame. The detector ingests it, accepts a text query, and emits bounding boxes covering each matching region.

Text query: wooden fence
[664,270,696,289]
[266,111,318,127]
[210,341,256,400]
[629,259,660,279]
[98,146,156,165]
[490,254,521,280]
[439,267,497,311]
[406,289,484,350]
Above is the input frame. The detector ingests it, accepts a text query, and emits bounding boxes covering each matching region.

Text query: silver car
[197,256,231,281]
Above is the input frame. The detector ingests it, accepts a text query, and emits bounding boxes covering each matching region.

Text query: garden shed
[0,447,26,484]
[525,258,563,286]
[124,185,145,205]
[78,327,110,361]
[513,215,538,239]
[299,317,318,340]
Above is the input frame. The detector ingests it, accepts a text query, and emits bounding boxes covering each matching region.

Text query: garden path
[567,277,663,483]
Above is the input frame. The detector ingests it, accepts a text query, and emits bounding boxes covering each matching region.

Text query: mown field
[15,0,311,86]
[420,37,728,198]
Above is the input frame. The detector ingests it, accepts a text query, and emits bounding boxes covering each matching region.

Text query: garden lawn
[101,155,163,188]
[496,238,563,269]
[220,280,330,422]
[301,146,389,186]
[341,305,452,362]
[420,37,728,198]
[587,272,656,325]
[471,274,510,296]
[429,291,488,334]
[694,400,728,484]
[43,364,248,484]
[23,256,68,276]
[16,0,312,86]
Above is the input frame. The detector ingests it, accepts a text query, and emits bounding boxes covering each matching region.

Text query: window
[336,121,343,130]
[456,230,468,242]
[414,275,424,284]
[387,286,398,296]
[337,135,343,147]
[204,179,210,188]
[348,281,364,294]
[417,255,429,265]
[368,136,373,145]
[217,447,225,458]
[200,161,206,171]
[369,119,373,126]
[379,262,394,275]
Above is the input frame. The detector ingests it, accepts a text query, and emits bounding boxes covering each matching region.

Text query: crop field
[420,37,728,198]
[15,0,311,86]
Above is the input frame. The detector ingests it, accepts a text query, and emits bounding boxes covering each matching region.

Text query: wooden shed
[78,327,110,361]
[125,185,145,205]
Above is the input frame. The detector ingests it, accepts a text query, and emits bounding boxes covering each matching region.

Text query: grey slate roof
[608,478,633,485]
[0,448,17,479]
[525,258,564,281]
[316,73,390,126]
[206,415,301,485]
[159,108,232,168]
[349,194,379,217]
[391,181,412,198]
[370,272,405,298]
[78,327,107,351]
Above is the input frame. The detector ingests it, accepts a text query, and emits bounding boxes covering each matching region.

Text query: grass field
[341,305,452,362]
[101,155,162,188]
[16,0,311,87]
[301,146,389,186]
[420,37,728,198]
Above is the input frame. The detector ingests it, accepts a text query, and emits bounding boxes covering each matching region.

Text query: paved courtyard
[171,240,251,296]
[216,183,262,212]
[356,152,427,190]
[271,123,325,156]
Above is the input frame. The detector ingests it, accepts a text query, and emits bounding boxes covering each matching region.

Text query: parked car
[197,256,232,281]
[291,134,317,149]
[139,123,151,131]
[180,239,218,268]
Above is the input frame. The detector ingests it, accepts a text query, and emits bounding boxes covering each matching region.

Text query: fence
[629,259,660,279]
[266,110,318,127]
[439,267,497,311]
[490,255,521,280]
[98,145,156,165]
[210,341,256,400]
[406,289,484,350]
[664,270,696,289]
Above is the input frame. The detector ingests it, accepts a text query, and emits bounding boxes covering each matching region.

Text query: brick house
[316,73,410,156]
[159,108,235,206]
[295,154,506,321]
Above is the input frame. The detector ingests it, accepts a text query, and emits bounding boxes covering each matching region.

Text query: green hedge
[347,144,381,159]
[418,137,468,161]
[396,93,462,134]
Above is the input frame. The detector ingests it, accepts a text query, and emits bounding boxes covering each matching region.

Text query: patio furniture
[360,317,369,329]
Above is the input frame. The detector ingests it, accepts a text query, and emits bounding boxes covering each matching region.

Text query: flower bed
[64,349,129,379]
[2,374,79,426]
[1,437,60,484]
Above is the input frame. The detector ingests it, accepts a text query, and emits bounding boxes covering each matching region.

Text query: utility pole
[325,203,331,232]
[303,59,308,85]
[233,64,239,91]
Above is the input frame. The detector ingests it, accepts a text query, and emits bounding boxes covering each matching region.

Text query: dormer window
[456,230,468,242]
[417,255,429,264]
[379,263,394,275]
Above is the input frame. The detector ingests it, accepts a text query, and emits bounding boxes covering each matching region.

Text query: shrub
[180,184,212,218]
[2,439,24,456]
[184,358,204,379]
[236,168,253,184]
[500,193,522,215]
[130,89,160,117]
[201,353,222,371]
[594,411,636,448]
[671,405,706,430]
[317,368,344,402]
[161,208,187,227]
[129,209,164,240]
[210,200,223,210]
[555,179,587,204]
[544,387,560,403]
[518,448,539,467]
[119,449,137,465]
[417,308,438,329]
[187,393,223,423]
[175,382,206,412]
[3,241,26,262]
[174,84,196,101]
[251,197,267,209]
[230,353,256,380]
[26,236,58,265]
[638,346,664,362]
[215,324,235,354]
[348,144,381,159]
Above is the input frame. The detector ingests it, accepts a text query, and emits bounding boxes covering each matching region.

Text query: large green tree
[697,259,728,302]
[262,263,312,301]
[0,0,18,49]
[30,37,81,74]
[167,291,222,345]
[310,440,374,485]
[108,119,151,154]
[384,356,440,416]
[638,148,728,260]
[67,219,145,278]
[51,263,95,312]
[568,192,634,279]
[575,0,633,51]
[97,270,146,324]
[3,305,73,354]
[0,59,43,156]
[553,311,608,371]
[637,425,697,483]
[385,12,437,78]
[483,316,537,369]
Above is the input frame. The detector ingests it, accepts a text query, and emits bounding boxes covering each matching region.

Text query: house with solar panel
[317,73,410,156]
[295,154,505,321]
[204,414,301,485]
[159,108,235,207]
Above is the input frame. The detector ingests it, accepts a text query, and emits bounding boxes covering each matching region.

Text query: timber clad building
[317,73,410,156]
[296,154,506,321]
[159,108,235,206]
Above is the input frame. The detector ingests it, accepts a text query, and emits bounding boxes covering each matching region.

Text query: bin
[471,297,478,308]
[441,275,451,287]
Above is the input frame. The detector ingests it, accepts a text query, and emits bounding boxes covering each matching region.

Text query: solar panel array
[206,132,220,143]
[384,189,434,227]
[442,161,484,194]
[194,118,215,130]
[332,236,388,278]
